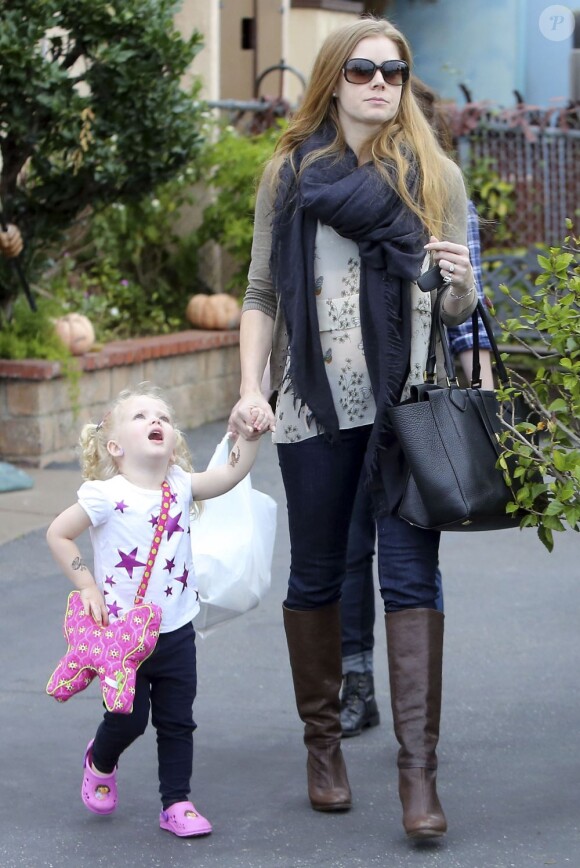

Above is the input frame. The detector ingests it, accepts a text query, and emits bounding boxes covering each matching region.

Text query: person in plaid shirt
[450,200,493,377]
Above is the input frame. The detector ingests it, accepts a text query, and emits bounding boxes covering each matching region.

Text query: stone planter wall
[0,330,241,467]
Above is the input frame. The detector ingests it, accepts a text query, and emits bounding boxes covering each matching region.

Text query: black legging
[91,621,197,810]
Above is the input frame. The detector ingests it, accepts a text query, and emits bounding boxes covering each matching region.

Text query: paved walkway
[0,418,579,868]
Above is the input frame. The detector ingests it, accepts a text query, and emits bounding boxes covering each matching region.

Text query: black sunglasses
[342,58,410,87]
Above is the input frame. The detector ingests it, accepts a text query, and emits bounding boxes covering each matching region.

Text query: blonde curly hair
[79,382,193,482]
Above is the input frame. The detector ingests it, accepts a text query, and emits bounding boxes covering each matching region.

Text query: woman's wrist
[239,382,265,398]
[448,284,475,301]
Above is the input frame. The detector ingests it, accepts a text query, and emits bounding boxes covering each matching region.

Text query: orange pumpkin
[54,313,96,355]
[186,293,241,330]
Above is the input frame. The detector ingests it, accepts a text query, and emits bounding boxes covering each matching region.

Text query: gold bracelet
[448,284,475,301]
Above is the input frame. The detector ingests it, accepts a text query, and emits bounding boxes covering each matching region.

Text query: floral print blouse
[274,223,376,444]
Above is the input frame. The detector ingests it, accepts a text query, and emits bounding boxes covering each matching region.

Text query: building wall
[387,0,520,106]
[172,1,577,111]
[216,0,287,101]
[287,8,363,103]
[219,0,255,100]
[175,0,220,99]
[524,0,574,107]
[178,0,364,106]
[256,0,289,98]
[387,0,573,108]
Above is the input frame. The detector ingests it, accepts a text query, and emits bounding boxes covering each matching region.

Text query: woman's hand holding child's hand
[249,406,272,434]
[228,393,275,439]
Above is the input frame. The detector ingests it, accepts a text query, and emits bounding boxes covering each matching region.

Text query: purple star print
[115,547,147,578]
[114,500,128,513]
[163,557,175,574]
[107,600,122,618]
[165,511,184,540]
[164,586,173,597]
[174,567,189,593]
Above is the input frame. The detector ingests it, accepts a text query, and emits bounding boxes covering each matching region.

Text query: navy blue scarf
[270,127,427,470]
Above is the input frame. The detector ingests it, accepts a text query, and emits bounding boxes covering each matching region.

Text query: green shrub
[43,165,202,340]
[464,157,516,248]
[0,295,69,360]
[496,225,580,551]
[196,123,285,296]
[0,0,205,308]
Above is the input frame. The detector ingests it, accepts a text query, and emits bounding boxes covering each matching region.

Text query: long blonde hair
[79,383,193,482]
[269,16,457,236]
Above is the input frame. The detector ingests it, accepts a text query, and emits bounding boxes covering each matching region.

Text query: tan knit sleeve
[243,167,278,321]
[439,160,477,327]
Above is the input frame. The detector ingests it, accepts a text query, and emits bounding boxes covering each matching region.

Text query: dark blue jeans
[91,621,197,810]
[277,427,441,614]
[341,475,444,660]
[341,474,377,659]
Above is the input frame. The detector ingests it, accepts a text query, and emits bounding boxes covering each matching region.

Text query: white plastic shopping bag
[191,433,277,636]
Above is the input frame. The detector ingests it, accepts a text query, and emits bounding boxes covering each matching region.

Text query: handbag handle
[134,480,172,605]
[425,290,455,383]
[425,293,509,388]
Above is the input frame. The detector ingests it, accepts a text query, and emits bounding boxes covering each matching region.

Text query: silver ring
[448,262,455,273]
[443,274,453,284]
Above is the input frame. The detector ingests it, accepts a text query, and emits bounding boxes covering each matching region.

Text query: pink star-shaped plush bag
[46,481,171,714]
[46,590,161,713]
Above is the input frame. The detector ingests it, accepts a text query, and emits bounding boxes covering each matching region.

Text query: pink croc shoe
[81,739,118,815]
[159,801,212,837]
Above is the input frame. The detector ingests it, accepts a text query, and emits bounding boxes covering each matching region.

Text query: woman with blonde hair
[229,16,477,839]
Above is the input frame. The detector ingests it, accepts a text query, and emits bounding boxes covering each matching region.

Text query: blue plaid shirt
[446,200,491,355]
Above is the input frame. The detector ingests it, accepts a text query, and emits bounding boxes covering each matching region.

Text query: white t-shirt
[77,465,200,633]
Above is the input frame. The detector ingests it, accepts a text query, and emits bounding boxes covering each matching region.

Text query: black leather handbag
[386,293,531,531]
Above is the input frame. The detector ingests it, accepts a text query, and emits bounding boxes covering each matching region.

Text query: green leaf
[537,525,554,552]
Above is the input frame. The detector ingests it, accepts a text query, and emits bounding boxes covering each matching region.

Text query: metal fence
[211,98,580,251]
[459,124,580,250]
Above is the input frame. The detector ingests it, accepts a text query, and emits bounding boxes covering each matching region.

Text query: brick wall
[0,330,241,467]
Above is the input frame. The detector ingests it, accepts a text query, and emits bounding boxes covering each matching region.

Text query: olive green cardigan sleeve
[437,160,477,327]
[243,173,277,319]
[242,174,288,392]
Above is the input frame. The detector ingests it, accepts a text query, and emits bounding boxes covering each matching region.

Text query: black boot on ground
[340,672,380,738]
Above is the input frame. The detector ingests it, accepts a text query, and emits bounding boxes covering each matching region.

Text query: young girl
[46,383,263,838]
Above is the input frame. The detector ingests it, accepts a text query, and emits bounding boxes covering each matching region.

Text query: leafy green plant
[196,123,285,296]
[0,0,205,309]
[0,294,83,408]
[43,165,202,340]
[464,157,516,247]
[495,225,580,551]
[0,295,69,360]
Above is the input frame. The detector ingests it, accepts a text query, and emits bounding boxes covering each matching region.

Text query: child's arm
[191,435,260,501]
[46,503,109,625]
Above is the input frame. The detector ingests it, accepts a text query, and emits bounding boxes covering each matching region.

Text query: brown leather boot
[385,608,447,838]
[283,602,352,812]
